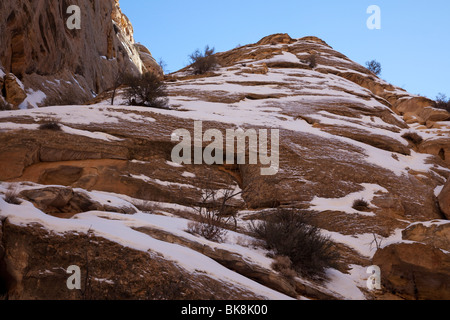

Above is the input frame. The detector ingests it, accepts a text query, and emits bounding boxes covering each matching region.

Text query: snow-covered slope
[0,33,449,300]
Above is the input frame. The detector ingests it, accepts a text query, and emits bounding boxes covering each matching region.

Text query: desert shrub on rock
[352,199,370,212]
[123,72,169,109]
[366,60,382,76]
[39,120,62,131]
[435,93,450,112]
[307,54,317,69]
[250,209,339,279]
[401,131,423,145]
[4,188,21,205]
[189,45,218,75]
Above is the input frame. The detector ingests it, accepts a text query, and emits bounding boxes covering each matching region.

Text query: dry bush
[123,72,169,109]
[4,188,21,205]
[0,98,12,111]
[352,199,370,212]
[187,175,242,243]
[366,60,382,76]
[250,209,339,279]
[307,54,317,69]
[39,120,62,131]
[436,93,450,112]
[187,219,228,243]
[402,131,423,145]
[189,45,218,75]
[271,256,297,280]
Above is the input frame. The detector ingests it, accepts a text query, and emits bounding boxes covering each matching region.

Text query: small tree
[110,68,126,106]
[189,45,218,75]
[187,174,242,243]
[123,72,169,109]
[366,60,382,76]
[436,93,450,112]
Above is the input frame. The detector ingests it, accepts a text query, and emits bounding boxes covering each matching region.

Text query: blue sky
[121,0,450,99]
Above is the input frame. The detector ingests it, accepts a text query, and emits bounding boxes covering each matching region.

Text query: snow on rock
[310,184,388,216]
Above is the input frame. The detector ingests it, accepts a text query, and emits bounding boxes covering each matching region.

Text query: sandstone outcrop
[372,243,450,300]
[0,0,161,107]
[0,219,264,300]
[4,73,26,108]
[402,221,450,251]
[1,32,450,300]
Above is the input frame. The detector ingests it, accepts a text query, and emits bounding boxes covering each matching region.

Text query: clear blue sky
[121,0,450,99]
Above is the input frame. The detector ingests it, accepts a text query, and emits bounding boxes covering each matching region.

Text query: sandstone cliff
[0,0,162,109]
[0,33,449,300]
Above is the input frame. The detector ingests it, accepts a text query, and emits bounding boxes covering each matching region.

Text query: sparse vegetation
[0,98,12,111]
[42,86,87,106]
[187,177,241,243]
[435,93,450,112]
[307,54,317,69]
[4,188,21,205]
[402,131,423,145]
[250,209,339,279]
[123,72,169,109]
[271,255,297,280]
[39,120,62,131]
[365,60,382,76]
[352,199,370,212]
[189,45,218,75]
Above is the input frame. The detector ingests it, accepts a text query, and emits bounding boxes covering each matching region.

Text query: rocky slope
[0,33,449,300]
[0,0,161,110]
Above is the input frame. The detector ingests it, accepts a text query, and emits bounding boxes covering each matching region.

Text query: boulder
[417,107,450,124]
[134,43,164,78]
[438,179,450,219]
[372,243,450,300]
[19,186,137,217]
[4,73,26,108]
[402,221,450,251]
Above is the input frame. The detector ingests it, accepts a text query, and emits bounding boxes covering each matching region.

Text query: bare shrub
[39,120,62,131]
[402,131,423,145]
[0,98,12,111]
[352,199,370,212]
[366,60,382,76]
[187,219,228,243]
[271,256,297,280]
[123,72,169,109]
[250,209,339,279]
[189,45,218,75]
[435,93,450,112]
[307,54,317,69]
[187,175,242,243]
[4,188,21,205]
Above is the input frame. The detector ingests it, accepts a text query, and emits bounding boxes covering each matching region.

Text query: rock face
[373,243,450,300]
[20,186,137,217]
[1,33,450,300]
[402,221,450,251]
[4,73,26,108]
[0,219,263,300]
[0,0,161,107]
